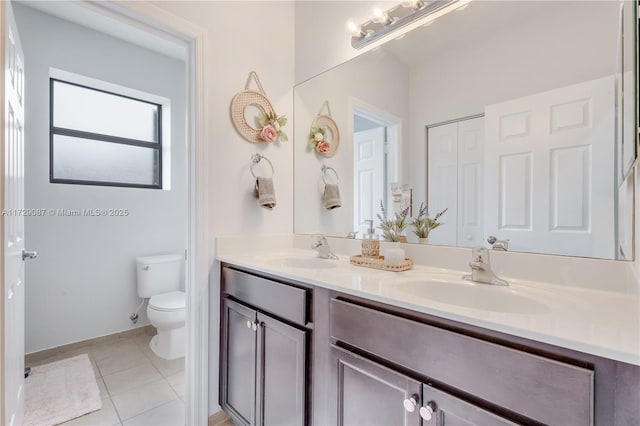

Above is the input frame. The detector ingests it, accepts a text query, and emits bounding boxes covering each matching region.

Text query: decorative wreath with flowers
[309,126,331,154]
[258,112,288,143]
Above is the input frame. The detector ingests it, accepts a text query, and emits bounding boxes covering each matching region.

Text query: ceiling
[16,0,187,61]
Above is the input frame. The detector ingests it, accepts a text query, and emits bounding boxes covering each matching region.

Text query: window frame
[49,78,163,189]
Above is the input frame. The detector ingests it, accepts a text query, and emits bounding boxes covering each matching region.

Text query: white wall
[148,1,295,415]
[294,1,378,84]
[14,4,187,353]
[294,50,409,237]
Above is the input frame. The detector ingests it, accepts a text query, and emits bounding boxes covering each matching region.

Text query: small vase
[418,238,429,245]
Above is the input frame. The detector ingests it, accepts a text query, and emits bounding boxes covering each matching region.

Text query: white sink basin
[258,253,339,269]
[279,257,338,269]
[392,280,549,314]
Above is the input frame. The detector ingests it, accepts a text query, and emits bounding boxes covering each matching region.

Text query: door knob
[419,401,437,421]
[403,394,419,412]
[22,250,37,261]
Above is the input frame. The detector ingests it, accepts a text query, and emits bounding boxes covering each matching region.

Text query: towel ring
[321,165,339,184]
[250,153,274,178]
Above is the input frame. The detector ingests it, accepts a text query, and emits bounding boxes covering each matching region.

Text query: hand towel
[323,183,341,210]
[254,177,276,210]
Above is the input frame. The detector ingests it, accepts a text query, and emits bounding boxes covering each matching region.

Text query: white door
[2,2,26,425]
[456,117,484,248]
[427,122,457,246]
[353,127,385,230]
[484,76,615,258]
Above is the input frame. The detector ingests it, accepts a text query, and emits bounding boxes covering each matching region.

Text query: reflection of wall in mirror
[294,49,410,237]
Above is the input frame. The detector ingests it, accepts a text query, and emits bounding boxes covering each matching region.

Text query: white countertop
[216,237,640,366]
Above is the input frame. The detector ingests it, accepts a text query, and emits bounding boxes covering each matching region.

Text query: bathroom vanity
[217,240,640,426]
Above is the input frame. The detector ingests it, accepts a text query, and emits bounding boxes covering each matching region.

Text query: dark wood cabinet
[221,299,257,425]
[332,346,516,426]
[421,385,517,426]
[221,268,310,426]
[330,298,594,425]
[333,346,421,426]
[257,312,307,426]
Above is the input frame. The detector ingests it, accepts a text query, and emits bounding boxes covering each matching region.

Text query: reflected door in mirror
[484,76,615,258]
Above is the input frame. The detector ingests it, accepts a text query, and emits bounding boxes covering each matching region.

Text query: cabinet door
[421,385,518,426]
[332,346,421,426]
[257,312,307,426]
[221,298,257,426]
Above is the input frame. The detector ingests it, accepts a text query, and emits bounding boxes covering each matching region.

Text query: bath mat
[24,353,102,426]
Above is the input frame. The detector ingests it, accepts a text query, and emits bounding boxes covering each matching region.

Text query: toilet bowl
[147,290,185,360]
[136,254,185,360]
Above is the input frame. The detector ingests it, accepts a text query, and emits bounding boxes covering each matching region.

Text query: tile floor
[27,332,185,426]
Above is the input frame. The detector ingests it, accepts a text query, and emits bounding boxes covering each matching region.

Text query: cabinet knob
[252,321,258,331]
[403,395,419,412]
[419,401,437,421]
[246,320,252,329]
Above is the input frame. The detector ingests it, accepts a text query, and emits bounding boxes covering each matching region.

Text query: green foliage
[376,201,410,242]
[258,111,288,142]
[410,202,448,238]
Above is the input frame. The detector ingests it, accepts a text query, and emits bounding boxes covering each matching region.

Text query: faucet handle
[310,234,327,249]
[471,247,490,263]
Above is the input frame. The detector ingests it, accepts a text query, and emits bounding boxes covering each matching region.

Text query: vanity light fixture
[350,0,472,49]
[347,20,366,38]
[372,7,393,25]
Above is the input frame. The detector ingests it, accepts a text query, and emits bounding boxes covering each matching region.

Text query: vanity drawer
[330,298,594,425]
[223,267,309,326]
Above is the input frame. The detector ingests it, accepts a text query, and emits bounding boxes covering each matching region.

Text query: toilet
[136,254,185,360]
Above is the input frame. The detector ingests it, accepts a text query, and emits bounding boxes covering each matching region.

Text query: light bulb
[372,7,392,25]
[403,0,425,10]
[347,20,365,37]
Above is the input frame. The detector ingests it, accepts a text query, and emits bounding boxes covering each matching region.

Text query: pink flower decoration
[316,140,330,154]
[261,124,278,142]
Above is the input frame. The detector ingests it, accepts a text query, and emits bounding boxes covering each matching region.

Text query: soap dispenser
[361,220,380,257]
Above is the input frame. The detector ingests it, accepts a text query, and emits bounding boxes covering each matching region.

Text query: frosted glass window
[52,135,159,187]
[52,80,159,143]
[50,78,162,188]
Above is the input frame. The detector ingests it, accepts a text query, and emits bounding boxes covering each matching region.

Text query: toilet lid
[149,291,185,312]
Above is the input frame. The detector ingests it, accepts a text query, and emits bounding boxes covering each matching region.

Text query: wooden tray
[350,255,413,272]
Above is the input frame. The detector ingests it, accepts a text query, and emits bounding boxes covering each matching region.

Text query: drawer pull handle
[403,395,419,412]
[419,401,437,421]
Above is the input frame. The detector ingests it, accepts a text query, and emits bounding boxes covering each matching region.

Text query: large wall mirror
[294,0,638,260]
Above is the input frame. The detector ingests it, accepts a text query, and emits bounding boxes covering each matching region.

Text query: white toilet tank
[136,254,183,298]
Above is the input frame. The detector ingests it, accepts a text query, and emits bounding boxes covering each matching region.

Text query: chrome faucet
[463,247,508,286]
[311,234,338,260]
[487,235,509,251]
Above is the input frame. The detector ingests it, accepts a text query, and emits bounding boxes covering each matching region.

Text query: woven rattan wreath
[231,72,277,143]
[309,101,340,158]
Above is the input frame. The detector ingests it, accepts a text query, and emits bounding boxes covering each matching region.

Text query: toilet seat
[149,291,185,312]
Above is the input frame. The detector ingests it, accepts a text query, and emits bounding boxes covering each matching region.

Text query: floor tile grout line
[109,395,125,425]
[117,394,182,424]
